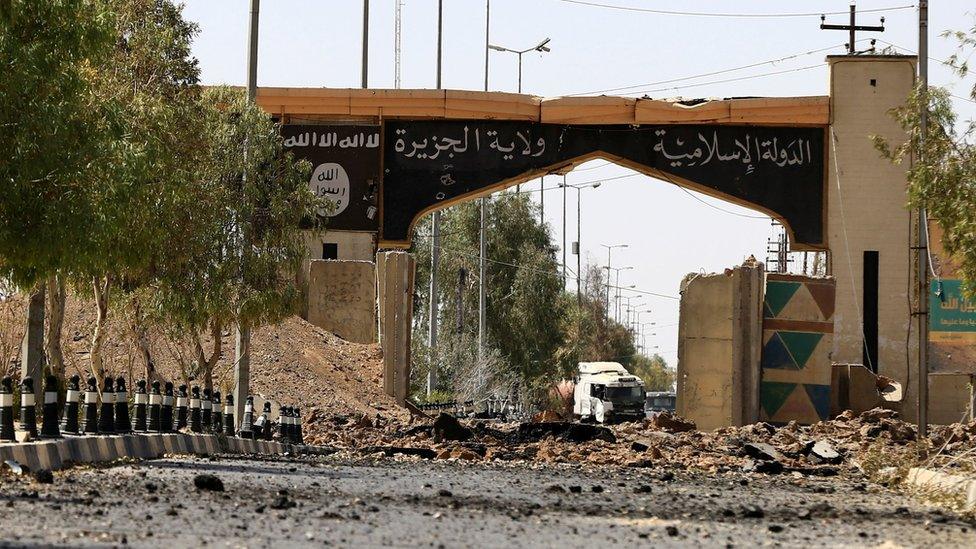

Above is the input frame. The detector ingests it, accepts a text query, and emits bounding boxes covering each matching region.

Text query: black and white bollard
[82,377,99,434]
[133,380,148,432]
[223,394,236,436]
[161,382,174,433]
[40,375,61,439]
[175,385,188,430]
[61,375,81,435]
[147,381,161,432]
[295,406,304,445]
[114,376,131,433]
[19,378,38,439]
[257,401,273,441]
[0,377,15,442]
[285,406,296,443]
[212,391,222,435]
[201,388,212,432]
[277,405,289,442]
[238,395,254,439]
[97,376,115,434]
[189,385,202,433]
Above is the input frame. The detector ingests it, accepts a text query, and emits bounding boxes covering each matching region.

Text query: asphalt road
[0,453,974,547]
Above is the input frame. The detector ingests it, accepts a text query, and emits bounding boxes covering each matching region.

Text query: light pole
[427,0,444,397]
[561,181,601,302]
[603,266,632,322]
[487,38,551,94]
[600,244,628,319]
[478,0,490,359]
[489,38,550,200]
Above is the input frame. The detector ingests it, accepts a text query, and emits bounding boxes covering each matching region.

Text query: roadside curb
[0,434,321,472]
[906,467,976,510]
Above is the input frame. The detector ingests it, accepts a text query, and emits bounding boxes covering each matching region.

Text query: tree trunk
[130,299,156,383]
[44,275,66,380]
[90,275,111,382]
[194,320,222,392]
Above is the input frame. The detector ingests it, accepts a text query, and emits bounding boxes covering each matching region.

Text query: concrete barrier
[0,433,323,473]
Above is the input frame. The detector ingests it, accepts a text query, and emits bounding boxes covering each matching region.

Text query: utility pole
[562,175,567,285]
[479,0,489,358]
[235,0,260,428]
[427,0,443,396]
[361,0,369,88]
[819,4,885,54]
[917,0,930,436]
[394,0,402,88]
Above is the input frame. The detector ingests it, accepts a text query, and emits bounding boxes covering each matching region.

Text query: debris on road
[193,474,224,492]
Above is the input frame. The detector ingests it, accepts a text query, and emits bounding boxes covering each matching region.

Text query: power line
[621,63,827,97]
[433,243,680,300]
[569,42,852,96]
[554,0,914,19]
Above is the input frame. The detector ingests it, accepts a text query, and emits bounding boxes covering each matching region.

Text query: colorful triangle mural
[762,332,799,370]
[805,282,836,320]
[803,384,831,420]
[764,281,800,318]
[778,331,824,368]
[761,381,796,417]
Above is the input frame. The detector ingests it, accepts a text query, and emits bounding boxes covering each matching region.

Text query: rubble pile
[301,407,976,479]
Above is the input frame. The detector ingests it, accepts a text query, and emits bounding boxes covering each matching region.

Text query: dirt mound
[0,292,406,423]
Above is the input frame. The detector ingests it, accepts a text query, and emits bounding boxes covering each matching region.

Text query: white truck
[572,362,646,423]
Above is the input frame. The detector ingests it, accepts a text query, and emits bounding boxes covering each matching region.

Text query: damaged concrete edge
[0,434,328,473]
[905,467,976,510]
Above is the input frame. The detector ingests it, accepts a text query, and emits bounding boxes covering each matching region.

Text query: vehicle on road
[572,362,646,423]
[645,391,676,415]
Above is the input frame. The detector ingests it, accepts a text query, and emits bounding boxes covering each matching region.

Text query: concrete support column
[20,286,45,402]
[376,251,416,403]
[732,261,764,426]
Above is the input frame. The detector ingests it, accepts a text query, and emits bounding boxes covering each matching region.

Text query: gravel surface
[1,454,974,547]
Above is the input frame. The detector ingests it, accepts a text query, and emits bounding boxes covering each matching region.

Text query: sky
[182,0,976,364]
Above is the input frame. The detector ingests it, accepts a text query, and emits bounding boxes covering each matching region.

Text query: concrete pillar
[376,251,415,403]
[20,286,45,402]
[732,261,764,426]
[827,55,918,419]
[676,261,764,430]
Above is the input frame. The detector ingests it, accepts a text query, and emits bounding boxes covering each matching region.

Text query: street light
[489,38,550,199]
[603,266,633,322]
[487,37,551,93]
[560,180,602,302]
[600,244,628,319]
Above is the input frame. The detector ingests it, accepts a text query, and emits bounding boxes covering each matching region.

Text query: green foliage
[0,0,114,286]
[629,353,676,392]
[410,192,643,404]
[147,86,322,336]
[874,20,976,296]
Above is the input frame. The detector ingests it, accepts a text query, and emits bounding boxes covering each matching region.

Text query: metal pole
[246,0,259,101]
[917,0,929,436]
[361,0,369,88]
[236,0,260,427]
[540,178,544,225]
[517,52,522,93]
[436,0,443,88]
[428,1,444,395]
[484,0,490,92]
[849,4,856,54]
[562,176,567,285]
[479,0,489,358]
[605,249,612,319]
[615,269,621,322]
[576,187,581,304]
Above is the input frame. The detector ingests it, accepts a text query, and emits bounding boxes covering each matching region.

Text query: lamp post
[560,180,601,298]
[487,38,551,94]
[600,244,628,319]
[489,38,550,199]
[603,266,633,322]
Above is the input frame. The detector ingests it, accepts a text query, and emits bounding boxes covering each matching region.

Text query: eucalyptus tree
[145,86,323,391]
